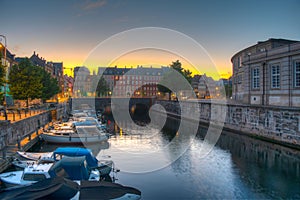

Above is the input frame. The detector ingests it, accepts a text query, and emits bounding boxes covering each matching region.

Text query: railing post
[4,109,7,120]
[12,111,15,121]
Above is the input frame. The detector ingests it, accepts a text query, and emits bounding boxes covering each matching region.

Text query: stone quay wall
[155,100,300,148]
[0,111,51,151]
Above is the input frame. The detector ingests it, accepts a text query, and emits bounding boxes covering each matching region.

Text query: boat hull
[0,171,34,187]
[41,133,108,144]
[17,151,52,161]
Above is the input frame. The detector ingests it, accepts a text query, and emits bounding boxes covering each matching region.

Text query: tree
[96,76,110,97]
[9,58,43,107]
[158,60,193,100]
[39,68,60,103]
[0,53,6,105]
[171,60,183,72]
[183,69,192,83]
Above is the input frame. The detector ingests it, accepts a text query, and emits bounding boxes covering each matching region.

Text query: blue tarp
[49,156,89,180]
[53,147,98,168]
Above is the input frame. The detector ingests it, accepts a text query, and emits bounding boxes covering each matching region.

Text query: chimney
[34,51,36,55]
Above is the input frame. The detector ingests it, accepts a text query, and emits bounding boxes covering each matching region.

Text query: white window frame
[252,67,260,89]
[271,64,280,88]
[295,61,300,87]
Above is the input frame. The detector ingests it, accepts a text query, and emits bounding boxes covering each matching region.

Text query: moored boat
[0,156,100,187]
[41,126,108,144]
[16,151,53,161]
[11,158,37,169]
[0,163,53,187]
[15,147,114,176]
[0,177,141,200]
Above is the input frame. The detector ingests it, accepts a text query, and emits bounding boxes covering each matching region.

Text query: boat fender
[69,135,71,141]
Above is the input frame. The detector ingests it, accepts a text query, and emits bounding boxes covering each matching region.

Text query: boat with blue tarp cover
[16,147,114,176]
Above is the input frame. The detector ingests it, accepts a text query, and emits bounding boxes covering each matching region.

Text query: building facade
[0,46,18,106]
[231,38,300,107]
[98,66,168,97]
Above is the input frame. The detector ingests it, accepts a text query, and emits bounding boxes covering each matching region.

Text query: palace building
[231,38,300,107]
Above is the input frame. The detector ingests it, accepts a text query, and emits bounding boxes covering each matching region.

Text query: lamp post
[0,35,7,109]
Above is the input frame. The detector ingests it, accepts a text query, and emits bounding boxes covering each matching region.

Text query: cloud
[83,0,107,10]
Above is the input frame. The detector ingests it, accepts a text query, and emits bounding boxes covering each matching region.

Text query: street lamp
[0,35,7,108]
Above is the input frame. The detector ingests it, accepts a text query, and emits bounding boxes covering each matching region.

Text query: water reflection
[32,119,300,199]
[216,130,300,198]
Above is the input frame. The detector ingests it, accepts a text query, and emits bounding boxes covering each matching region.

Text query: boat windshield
[23,173,47,181]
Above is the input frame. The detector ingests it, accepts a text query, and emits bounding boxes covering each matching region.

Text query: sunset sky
[1,0,299,78]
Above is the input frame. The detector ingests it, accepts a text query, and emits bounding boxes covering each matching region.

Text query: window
[252,68,260,89]
[23,174,47,181]
[295,61,300,87]
[271,65,280,88]
[237,56,242,67]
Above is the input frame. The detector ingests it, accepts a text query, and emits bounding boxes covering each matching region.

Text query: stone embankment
[155,100,300,149]
[0,104,67,172]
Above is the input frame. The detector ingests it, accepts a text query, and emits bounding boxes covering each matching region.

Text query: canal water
[30,119,300,199]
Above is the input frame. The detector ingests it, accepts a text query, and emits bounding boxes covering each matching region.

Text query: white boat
[0,156,100,187]
[11,158,37,168]
[12,157,55,169]
[41,125,108,144]
[16,151,53,161]
[0,163,53,187]
[12,157,113,176]
[16,147,114,176]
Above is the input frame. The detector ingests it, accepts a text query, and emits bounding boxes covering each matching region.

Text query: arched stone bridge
[70,97,156,114]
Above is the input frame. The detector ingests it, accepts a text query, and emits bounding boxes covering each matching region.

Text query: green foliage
[169,60,192,83]
[96,76,110,96]
[9,58,60,106]
[39,69,60,102]
[158,60,193,99]
[9,59,42,106]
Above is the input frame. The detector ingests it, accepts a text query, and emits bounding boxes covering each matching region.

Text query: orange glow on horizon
[46,49,232,80]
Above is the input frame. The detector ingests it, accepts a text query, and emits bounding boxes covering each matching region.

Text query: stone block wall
[0,111,51,150]
[155,100,300,146]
